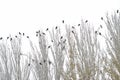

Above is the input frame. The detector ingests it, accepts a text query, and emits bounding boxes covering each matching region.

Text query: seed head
[95,31,97,34]
[55,26,58,29]
[72,26,75,29]
[72,31,74,34]
[39,62,42,65]
[0,37,2,40]
[15,36,17,38]
[51,40,53,42]
[62,20,64,23]
[43,60,46,63]
[10,38,12,41]
[117,10,119,13]
[60,36,63,39]
[19,32,21,35]
[85,20,88,23]
[46,28,49,31]
[42,32,45,35]
[99,32,101,35]
[28,63,30,66]
[48,46,51,48]
[7,37,9,39]
[49,61,52,65]
[101,17,103,20]
[23,33,25,36]
[78,24,80,26]
[100,25,102,28]
[27,36,29,38]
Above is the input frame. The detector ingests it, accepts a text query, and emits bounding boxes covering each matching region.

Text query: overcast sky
[0,0,120,37]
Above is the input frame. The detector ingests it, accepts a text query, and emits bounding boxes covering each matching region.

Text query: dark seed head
[72,26,75,29]
[48,46,51,48]
[19,32,21,35]
[100,25,102,28]
[0,37,3,40]
[49,61,52,65]
[78,24,80,26]
[27,36,29,38]
[15,36,17,38]
[46,28,49,31]
[62,20,64,23]
[10,38,12,41]
[85,20,88,23]
[7,37,9,39]
[95,31,97,34]
[60,36,63,39]
[42,32,45,35]
[39,62,42,65]
[44,60,46,63]
[51,40,53,42]
[117,10,119,13]
[72,31,74,34]
[28,63,30,66]
[99,32,101,35]
[101,17,103,20]
[55,26,58,29]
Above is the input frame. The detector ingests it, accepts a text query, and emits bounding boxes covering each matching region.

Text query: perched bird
[117,10,119,13]
[62,20,64,23]
[101,17,103,20]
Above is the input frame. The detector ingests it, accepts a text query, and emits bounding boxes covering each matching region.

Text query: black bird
[62,20,64,23]
[101,17,103,20]
[117,10,119,13]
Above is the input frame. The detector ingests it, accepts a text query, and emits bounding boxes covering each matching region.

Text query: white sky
[0,0,120,37]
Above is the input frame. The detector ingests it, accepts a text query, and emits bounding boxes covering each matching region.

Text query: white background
[0,0,120,37]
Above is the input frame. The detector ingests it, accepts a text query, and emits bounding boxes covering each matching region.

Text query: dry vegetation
[0,10,120,80]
